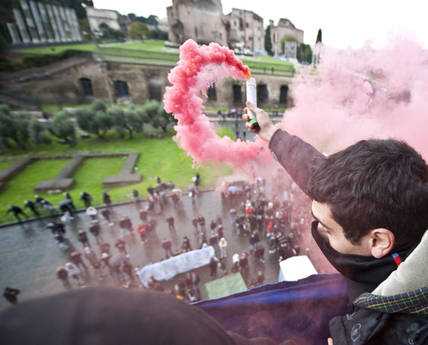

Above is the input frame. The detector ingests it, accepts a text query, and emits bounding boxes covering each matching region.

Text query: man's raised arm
[244,102,326,197]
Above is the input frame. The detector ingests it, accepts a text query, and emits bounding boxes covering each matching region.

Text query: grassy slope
[15,40,294,74]
[0,132,233,224]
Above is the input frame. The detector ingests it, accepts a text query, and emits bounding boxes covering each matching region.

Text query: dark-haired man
[244,102,428,344]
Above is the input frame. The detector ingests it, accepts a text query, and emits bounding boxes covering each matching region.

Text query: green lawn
[0,159,70,223]
[0,160,14,171]
[0,132,233,224]
[17,42,98,55]
[13,40,294,76]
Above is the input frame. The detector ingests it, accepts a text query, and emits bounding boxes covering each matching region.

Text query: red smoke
[163,39,272,174]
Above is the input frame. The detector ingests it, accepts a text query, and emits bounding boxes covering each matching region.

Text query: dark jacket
[329,288,428,345]
[269,129,428,344]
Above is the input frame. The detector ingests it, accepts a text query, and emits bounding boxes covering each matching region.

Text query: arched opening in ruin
[148,80,163,101]
[232,84,242,104]
[257,83,269,104]
[279,85,289,105]
[79,78,93,97]
[113,80,129,98]
[207,85,217,101]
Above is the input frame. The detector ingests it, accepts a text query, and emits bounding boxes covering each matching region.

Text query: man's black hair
[309,139,428,247]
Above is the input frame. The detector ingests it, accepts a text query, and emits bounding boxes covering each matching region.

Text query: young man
[244,102,428,344]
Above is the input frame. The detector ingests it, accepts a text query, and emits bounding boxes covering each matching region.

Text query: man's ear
[369,228,395,258]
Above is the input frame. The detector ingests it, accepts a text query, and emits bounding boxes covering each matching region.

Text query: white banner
[137,246,215,287]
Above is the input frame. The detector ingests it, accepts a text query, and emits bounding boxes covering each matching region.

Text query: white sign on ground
[278,255,318,282]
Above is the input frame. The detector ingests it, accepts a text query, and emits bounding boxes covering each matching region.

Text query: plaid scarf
[354,288,428,315]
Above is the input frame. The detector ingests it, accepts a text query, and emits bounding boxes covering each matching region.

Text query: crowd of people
[4,172,308,305]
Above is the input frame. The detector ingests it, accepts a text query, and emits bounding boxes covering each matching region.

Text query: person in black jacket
[24,200,40,217]
[102,192,112,207]
[80,192,92,208]
[3,287,20,305]
[6,205,28,222]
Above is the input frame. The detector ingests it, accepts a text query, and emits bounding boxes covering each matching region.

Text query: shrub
[142,123,163,138]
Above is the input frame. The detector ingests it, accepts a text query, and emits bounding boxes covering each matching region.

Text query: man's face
[311,201,372,256]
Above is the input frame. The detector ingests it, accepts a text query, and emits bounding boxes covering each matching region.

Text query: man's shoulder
[330,288,428,345]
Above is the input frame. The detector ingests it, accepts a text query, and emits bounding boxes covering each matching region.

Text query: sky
[93,0,428,49]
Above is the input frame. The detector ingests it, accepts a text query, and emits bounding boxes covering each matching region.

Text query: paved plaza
[0,190,334,310]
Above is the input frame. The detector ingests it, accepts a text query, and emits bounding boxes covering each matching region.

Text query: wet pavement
[0,189,334,310]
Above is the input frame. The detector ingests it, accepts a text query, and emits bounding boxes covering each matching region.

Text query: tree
[29,119,50,145]
[98,22,125,41]
[141,100,175,134]
[76,100,112,138]
[128,22,149,41]
[145,15,159,27]
[91,99,108,113]
[265,25,273,56]
[0,106,31,149]
[316,29,322,44]
[79,18,93,40]
[297,43,313,64]
[50,111,76,146]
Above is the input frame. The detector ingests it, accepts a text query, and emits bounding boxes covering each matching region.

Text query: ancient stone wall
[270,19,304,58]
[0,55,293,108]
[225,9,265,53]
[167,0,227,45]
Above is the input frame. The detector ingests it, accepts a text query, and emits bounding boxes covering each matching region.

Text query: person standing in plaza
[239,252,250,282]
[115,239,128,255]
[59,200,74,218]
[217,225,224,239]
[3,287,20,305]
[122,258,137,287]
[64,192,76,211]
[192,173,201,194]
[69,250,88,272]
[101,208,114,226]
[80,191,92,208]
[102,192,112,208]
[181,236,192,252]
[41,199,57,216]
[131,189,141,206]
[166,216,176,232]
[192,216,199,238]
[209,230,218,247]
[249,231,261,252]
[83,246,102,276]
[24,200,40,217]
[119,216,134,236]
[65,262,83,286]
[89,220,103,244]
[209,256,219,277]
[7,205,28,222]
[138,223,149,244]
[100,252,114,277]
[218,237,228,259]
[139,209,148,222]
[161,238,174,258]
[78,229,90,247]
[56,267,72,290]
[198,216,206,235]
